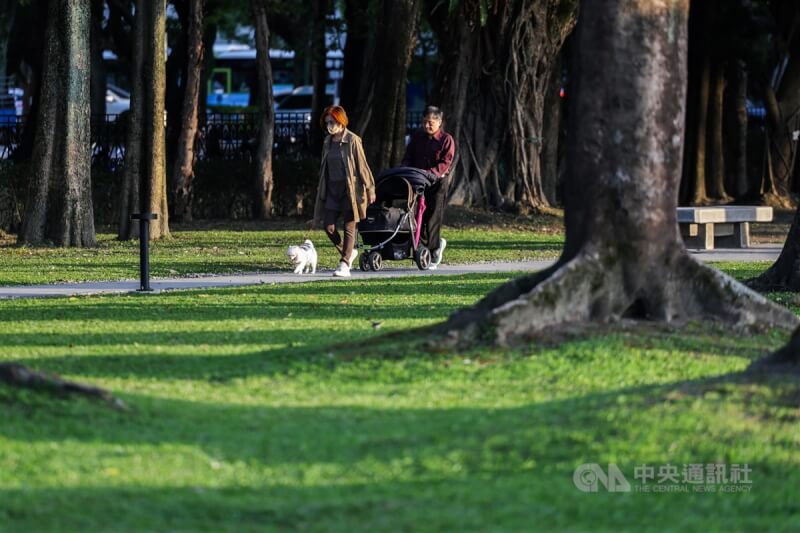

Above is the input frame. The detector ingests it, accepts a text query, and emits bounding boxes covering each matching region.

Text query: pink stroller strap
[414,194,426,249]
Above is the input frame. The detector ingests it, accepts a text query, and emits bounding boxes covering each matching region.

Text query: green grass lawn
[0,226,563,285]
[1,267,798,530]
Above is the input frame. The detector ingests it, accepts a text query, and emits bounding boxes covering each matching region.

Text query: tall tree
[760,6,800,209]
[309,0,329,151]
[427,0,577,210]
[171,0,205,221]
[118,0,169,239]
[250,0,275,218]
[19,0,95,247]
[435,0,797,347]
[362,0,423,171]
[90,0,106,117]
[118,0,144,239]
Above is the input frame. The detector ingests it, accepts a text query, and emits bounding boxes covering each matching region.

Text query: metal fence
[1,111,426,167]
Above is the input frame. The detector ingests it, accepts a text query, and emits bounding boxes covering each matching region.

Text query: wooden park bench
[677,206,773,250]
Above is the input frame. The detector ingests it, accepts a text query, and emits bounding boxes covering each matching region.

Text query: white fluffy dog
[287,239,317,274]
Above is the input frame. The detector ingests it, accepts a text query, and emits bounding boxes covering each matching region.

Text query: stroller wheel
[415,245,432,270]
[368,251,383,271]
[359,252,369,271]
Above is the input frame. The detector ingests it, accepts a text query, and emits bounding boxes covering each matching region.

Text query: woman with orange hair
[312,106,376,277]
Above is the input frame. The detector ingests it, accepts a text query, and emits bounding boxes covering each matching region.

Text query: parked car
[274,85,338,117]
[105,85,130,118]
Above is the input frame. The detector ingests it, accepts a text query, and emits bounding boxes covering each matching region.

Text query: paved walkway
[0,245,782,299]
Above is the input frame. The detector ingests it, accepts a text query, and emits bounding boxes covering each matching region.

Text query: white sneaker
[333,261,351,277]
[348,248,358,267]
[430,238,446,269]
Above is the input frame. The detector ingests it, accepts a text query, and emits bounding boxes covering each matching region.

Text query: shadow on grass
[0,370,797,530]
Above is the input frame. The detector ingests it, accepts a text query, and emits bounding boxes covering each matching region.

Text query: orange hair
[321,105,349,128]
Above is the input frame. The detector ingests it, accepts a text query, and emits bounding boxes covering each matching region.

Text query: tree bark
[90,0,106,117]
[250,0,275,219]
[19,0,95,247]
[435,0,797,348]
[171,0,204,222]
[428,0,576,211]
[0,0,16,89]
[309,0,329,151]
[118,0,169,240]
[363,0,422,171]
[541,51,563,206]
[761,56,800,208]
[728,60,748,198]
[340,0,372,116]
[690,52,711,205]
[341,0,377,134]
[119,0,143,240]
[706,61,730,202]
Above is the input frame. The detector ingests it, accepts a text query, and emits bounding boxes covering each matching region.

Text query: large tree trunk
[428,0,576,211]
[436,0,797,347]
[340,0,372,117]
[309,0,329,151]
[171,0,204,222]
[250,0,275,219]
[118,0,143,240]
[363,0,422,171]
[19,0,95,247]
[341,0,377,134]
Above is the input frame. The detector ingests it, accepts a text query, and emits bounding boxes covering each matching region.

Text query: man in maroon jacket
[401,106,455,269]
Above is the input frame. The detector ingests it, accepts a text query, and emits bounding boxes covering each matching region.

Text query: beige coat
[313,129,376,224]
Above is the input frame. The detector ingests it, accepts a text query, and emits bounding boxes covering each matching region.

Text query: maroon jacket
[401,128,455,178]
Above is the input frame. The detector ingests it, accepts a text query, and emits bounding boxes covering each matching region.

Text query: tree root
[748,325,800,374]
[434,247,799,348]
[0,363,127,410]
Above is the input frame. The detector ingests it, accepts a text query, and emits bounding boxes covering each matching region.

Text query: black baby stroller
[357,166,436,271]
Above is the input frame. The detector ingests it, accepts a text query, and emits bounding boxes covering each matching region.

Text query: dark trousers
[422,177,448,252]
[324,207,356,265]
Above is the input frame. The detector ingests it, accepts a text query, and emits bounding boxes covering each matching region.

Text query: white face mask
[326,122,343,135]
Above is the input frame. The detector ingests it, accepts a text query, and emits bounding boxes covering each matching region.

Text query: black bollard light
[131,213,158,292]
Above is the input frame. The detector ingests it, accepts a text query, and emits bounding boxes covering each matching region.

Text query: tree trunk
[342,0,377,134]
[309,0,329,151]
[706,61,730,202]
[340,0,371,116]
[119,0,143,240]
[363,0,422,171]
[0,0,16,88]
[428,0,576,211]
[90,0,106,117]
[143,0,169,238]
[19,0,95,247]
[690,52,711,205]
[171,0,204,222]
[729,60,748,198]
[760,55,800,208]
[118,0,169,240]
[250,0,275,219]
[541,51,563,206]
[166,0,189,166]
[435,0,797,348]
